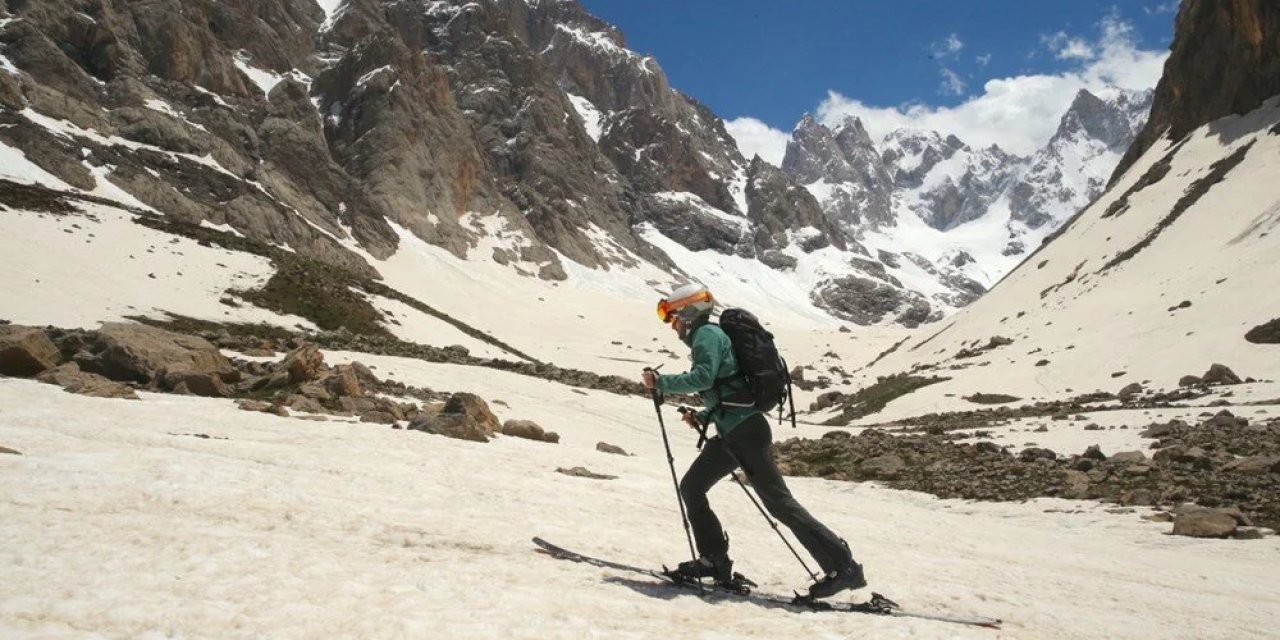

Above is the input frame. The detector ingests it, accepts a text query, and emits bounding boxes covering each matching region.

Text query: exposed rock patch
[776,411,1280,531]
[596,442,631,456]
[1245,318,1280,344]
[555,466,617,481]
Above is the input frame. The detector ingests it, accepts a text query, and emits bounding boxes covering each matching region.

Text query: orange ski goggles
[656,290,713,323]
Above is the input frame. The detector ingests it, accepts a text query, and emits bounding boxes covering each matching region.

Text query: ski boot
[665,555,756,594]
[806,540,867,599]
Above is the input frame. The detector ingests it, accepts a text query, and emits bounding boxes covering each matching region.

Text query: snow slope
[3,366,1279,639]
[0,201,316,332]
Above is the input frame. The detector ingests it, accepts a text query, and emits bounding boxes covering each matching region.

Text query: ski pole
[644,366,705,595]
[679,407,819,582]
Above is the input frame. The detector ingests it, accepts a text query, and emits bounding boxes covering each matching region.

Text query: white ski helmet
[657,283,715,324]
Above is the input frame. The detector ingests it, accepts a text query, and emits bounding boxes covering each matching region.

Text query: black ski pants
[679,413,853,573]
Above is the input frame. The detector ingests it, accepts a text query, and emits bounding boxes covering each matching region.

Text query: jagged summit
[778,87,1153,312]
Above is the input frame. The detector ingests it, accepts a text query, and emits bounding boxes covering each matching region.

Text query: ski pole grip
[644,365,664,407]
[678,407,709,450]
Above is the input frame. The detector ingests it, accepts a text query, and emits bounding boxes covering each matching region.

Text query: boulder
[85,323,235,384]
[0,445,21,455]
[1019,447,1057,462]
[161,364,233,398]
[1117,383,1144,399]
[1171,509,1238,538]
[1109,451,1147,465]
[280,345,326,384]
[338,397,378,414]
[298,382,332,400]
[1210,410,1238,427]
[1060,470,1091,499]
[1201,363,1242,386]
[285,395,326,414]
[1140,420,1182,438]
[1178,375,1202,387]
[0,326,60,376]
[407,413,490,443]
[360,411,398,425]
[1081,445,1107,461]
[973,441,1004,455]
[236,399,272,413]
[809,391,845,412]
[324,365,366,398]
[543,431,561,444]
[35,363,139,399]
[597,442,631,456]
[1222,455,1280,475]
[857,454,906,480]
[502,419,548,442]
[442,393,501,436]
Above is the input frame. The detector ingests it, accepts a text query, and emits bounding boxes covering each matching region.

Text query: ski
[532,537,1001,629]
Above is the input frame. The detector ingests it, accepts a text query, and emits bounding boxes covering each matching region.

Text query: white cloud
[1043,32,1096,61]
[933,33,965,58]
[814,15,1166,155]
[976,53,992,67]
[724,117,790,166]
[939,68,967,96]
[1144,1,1179,15]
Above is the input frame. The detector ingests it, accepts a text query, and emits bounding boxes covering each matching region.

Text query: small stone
[555,466,616,480]
[597,442,631,456]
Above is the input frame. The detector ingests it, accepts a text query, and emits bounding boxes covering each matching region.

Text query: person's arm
[656,330,724,395]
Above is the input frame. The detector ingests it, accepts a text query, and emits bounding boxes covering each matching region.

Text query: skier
[641,283,866,599]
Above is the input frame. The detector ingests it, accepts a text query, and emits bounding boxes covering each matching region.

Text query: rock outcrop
[1112,0,1280,183]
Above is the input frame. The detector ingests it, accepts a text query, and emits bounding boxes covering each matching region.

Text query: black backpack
[714,308,796,428]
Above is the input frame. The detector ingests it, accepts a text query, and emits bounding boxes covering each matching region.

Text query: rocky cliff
[1112,0,1280,183]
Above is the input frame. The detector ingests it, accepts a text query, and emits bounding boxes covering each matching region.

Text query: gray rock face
[811,276,937,328]
[0,0,394,276]
[782,116,894,228]
[745,157,848,253]
[4,0,876,305]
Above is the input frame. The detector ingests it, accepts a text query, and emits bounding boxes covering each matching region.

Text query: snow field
[0,203,315,332]
[3,356,1278,638]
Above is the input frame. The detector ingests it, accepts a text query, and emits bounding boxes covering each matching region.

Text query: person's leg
[679,437,739,562]
[725,415,854,573]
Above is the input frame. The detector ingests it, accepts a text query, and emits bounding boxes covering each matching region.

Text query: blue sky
[579,0,1178,160]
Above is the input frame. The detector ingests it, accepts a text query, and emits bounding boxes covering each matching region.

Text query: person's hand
[681,410,700,430]
[641,369,657,390]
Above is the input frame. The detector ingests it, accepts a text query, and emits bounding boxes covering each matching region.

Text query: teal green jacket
[656,322,760,436]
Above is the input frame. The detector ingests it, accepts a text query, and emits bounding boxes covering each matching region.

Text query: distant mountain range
[778,87,1153,320]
